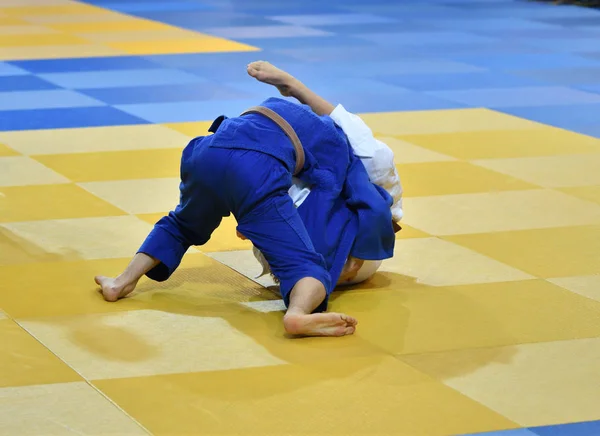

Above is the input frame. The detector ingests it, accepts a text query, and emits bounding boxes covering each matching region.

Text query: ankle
[288,80,307,100]
[114,275,136,290]
[283,312,305,334]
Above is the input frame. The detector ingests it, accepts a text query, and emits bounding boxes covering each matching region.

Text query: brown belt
[241,106,305,176]
[241,106,401,234]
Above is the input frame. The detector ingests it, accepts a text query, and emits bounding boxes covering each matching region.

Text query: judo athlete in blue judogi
[95,62,402,338]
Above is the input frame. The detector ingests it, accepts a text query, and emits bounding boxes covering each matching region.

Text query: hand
[338,257,364,284]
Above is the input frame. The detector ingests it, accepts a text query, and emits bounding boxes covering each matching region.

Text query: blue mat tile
[115,98,261,123]
[0,90,105,111]
[310,22,429,35]
[100,1,215,13]
[268,13,397,26]
[136,11,281,28]
[357,31,498,45]
[205,25,331,39]
[0,106,148,131]
[514,67,600,85]
[429,86,600,108]
[0,75,59,92]
[531,420,600,436]
[221,4,346,15]
[583,52,600,61]
[273,45,419,62]
[343,59,485,76]
[397,41,549,57]
[172,65,258,83]
[39,69,205,89]
[459,429,537,436]
[498,103,600,129]
[232,35,372,50]
[320,89,468,113]
[79,82,257,105]
[428,18,560,31]
[539,16,600,27]
[571,124,600,138]
[447,2,600,19]
[0,63,28,77]
[452,53,600,70]
[341,4,464,19]
[143,51,297,69]
[376,71,546,92]
[516,37,600,54]
[10,56,164,74]
[577,84,600,94]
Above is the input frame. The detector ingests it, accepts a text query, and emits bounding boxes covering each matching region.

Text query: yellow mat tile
[49,19,175,32]
[24,13,133,24]
[402,189,600,236]
[559,185,600,205]
[360,108,544,136]
[77,29,200,43]
[164,121,213,137]
[548,275,600,303]
[399,128,600,160]
[209,249,280,289]
[445,225,600,277]
[379,237,532,286]
[0,319,80,388]
[202,215,253,252]
[79,178,180,215]
[0,124,190,155]
[0,43,125,60]
[397,223,430,239]
[397,161,538,197]
[94,355,517,436]
[33,149,182,182]
[474,153,600,188]
[0,382,146,435]
[1,215,154,261]
[400,338,600,427]
[0,0,76,6]
[20,309,287,380]
[0,25,59,35]
[2,4,110,15]
[0,143,19,156]
[0,33,88,47]
[0,226,71,266]
[331,279,600,355]
[0,311,6,320]
[0,253,271,318]
[0,184,125,223]
[0,16,27,25]
[0,156,69,187]
[377,135,457,164]
[139,214,253,253]
[109,37,259,55]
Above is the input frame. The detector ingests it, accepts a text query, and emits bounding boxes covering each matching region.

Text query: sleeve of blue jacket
[343,150,396,261]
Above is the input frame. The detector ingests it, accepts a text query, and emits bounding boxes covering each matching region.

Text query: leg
[284,277,357,336]
[237,187,357,338]
[95,253,160,302]
[247,61,335,116]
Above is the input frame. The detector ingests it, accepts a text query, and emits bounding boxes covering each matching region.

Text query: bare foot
[283,312,358,337]
[247,60,300,97]
[94,276,136,302]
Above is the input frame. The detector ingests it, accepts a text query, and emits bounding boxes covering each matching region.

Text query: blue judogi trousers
[138,140,332,310]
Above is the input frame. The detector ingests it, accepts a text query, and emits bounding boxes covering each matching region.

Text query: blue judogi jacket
[139,97,395,303]
[209,98,395,285]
